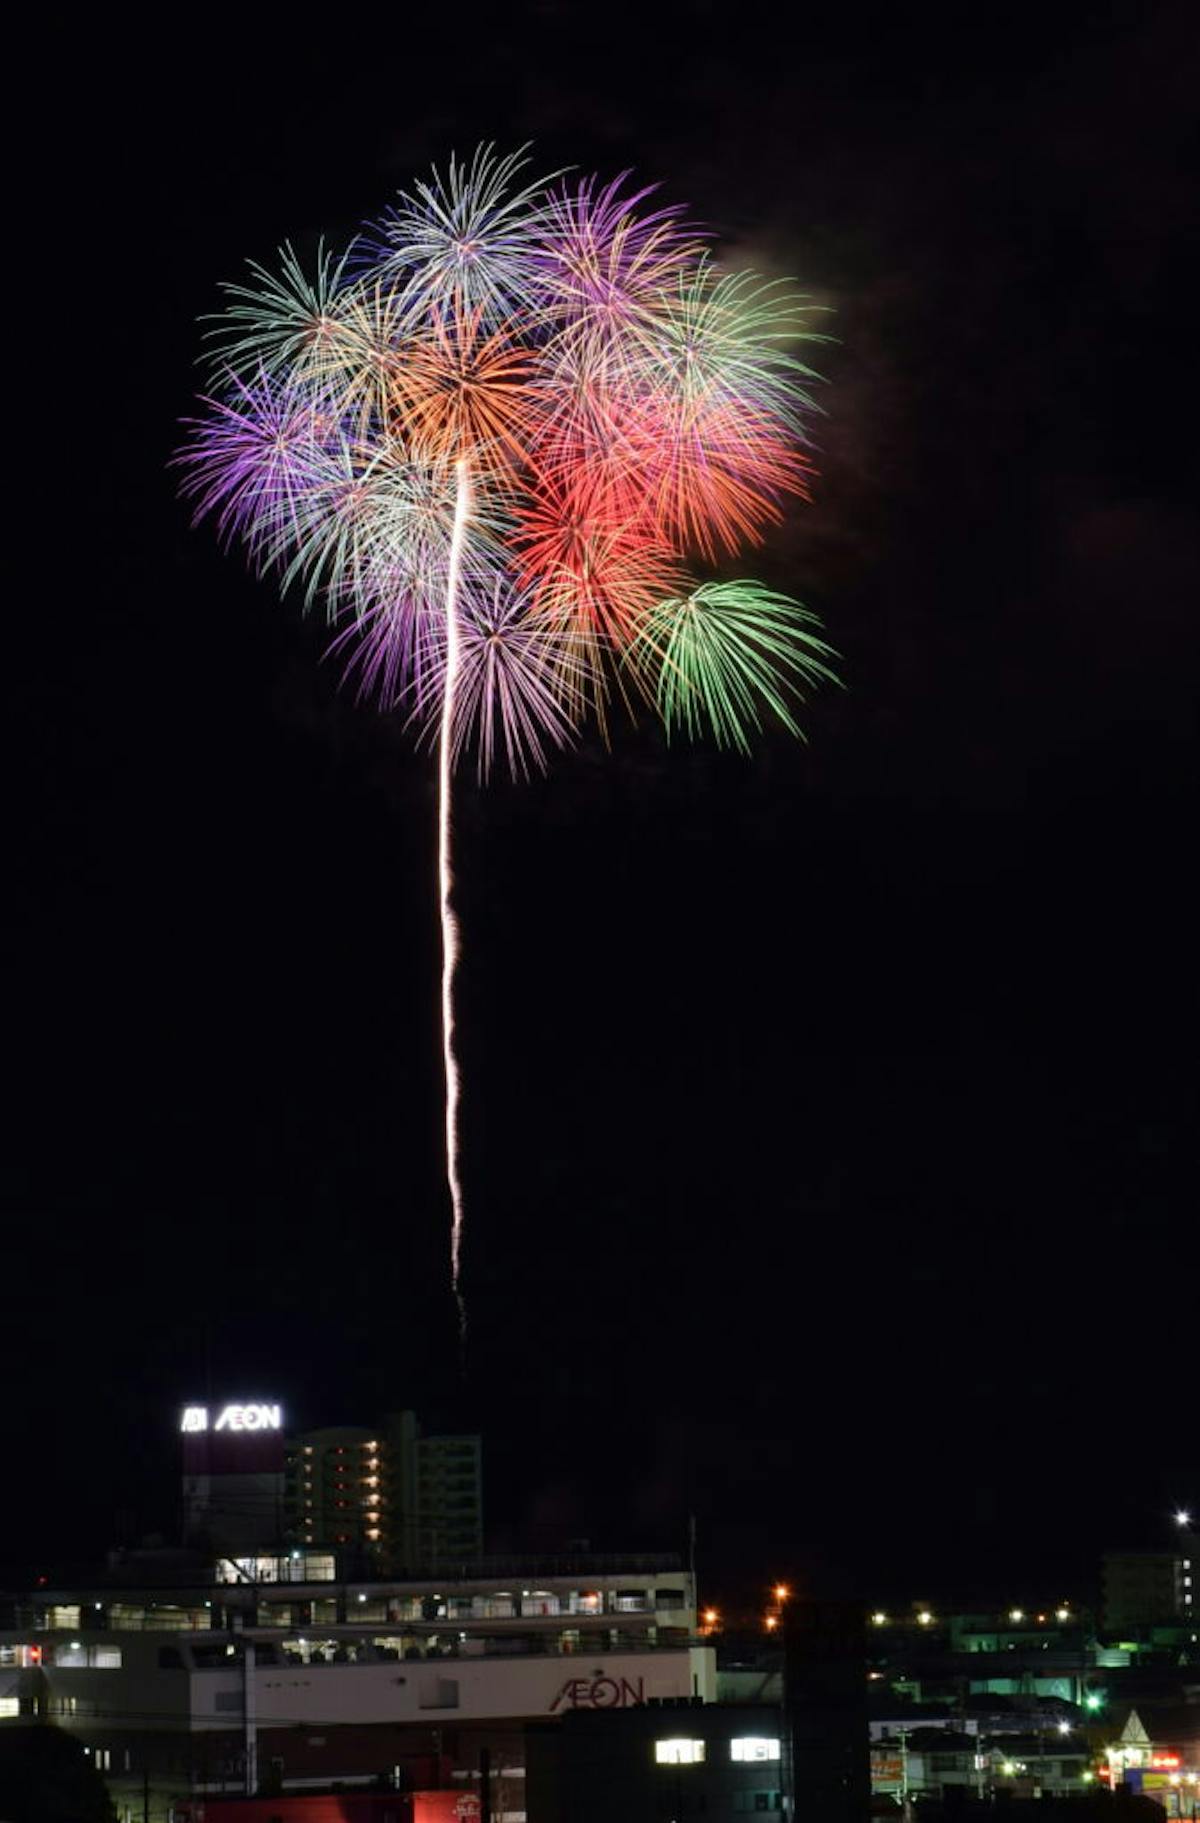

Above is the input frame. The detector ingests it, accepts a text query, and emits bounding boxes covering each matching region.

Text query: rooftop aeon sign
[180,1403,282,1433]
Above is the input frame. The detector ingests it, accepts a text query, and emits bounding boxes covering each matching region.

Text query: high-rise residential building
[1102,1550,1194,1630]
[415,1429,484,1566]
[283,1410,483,1572]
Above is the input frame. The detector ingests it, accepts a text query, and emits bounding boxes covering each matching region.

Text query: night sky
[7,2,1196,1610]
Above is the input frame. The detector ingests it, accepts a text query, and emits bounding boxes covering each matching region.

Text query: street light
[1175,1509,1193,1527]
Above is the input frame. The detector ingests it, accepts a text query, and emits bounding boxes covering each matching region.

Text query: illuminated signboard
[179,1403,282,1434]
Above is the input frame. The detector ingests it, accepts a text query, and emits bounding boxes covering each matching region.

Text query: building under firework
[179,1401,482,1574]
[0,1553,705,1823]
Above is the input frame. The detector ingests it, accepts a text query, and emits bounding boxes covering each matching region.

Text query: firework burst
[178,146,840,1320]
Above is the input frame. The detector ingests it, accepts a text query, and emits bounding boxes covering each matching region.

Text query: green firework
[635,580,840,753]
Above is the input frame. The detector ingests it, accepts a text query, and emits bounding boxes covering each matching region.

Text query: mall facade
[0,1551,710,1823]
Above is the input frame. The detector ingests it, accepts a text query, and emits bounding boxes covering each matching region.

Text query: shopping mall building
[0,1550,712,1822]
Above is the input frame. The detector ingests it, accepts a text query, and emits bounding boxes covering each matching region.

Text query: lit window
[656,1740,706,1765]
[731,1738,781,1762]
[0,1698,18,1717]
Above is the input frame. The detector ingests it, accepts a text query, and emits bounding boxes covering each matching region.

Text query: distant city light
[1009,1609,1024,1622]
[774,1584,790,1603]
[764,1614,779,1632]
[1055,1606,1070,1621]
[1084,1692,1104,1712]
[917,1610,934,1626]
[703,1608,720,1627]
[1058,1722,1072,1736]
[1176,1509,1193,1527]
[872,1611,887,1625]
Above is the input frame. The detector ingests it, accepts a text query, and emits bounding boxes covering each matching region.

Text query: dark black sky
[7,1,1196,1609]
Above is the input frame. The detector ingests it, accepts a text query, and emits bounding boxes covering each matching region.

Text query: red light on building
[413,1795,481,1822]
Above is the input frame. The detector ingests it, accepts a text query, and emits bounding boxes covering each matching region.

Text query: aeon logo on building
[549,1674,646,1712]
[180,1403,282,1434]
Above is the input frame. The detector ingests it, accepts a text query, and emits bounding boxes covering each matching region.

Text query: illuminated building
[1101,1703,1200,1809]
[284,1411,483,1572]
[526,1703,787,1821]
[176,1400,482,1573]
[180,1400,287,1554]
[0,1554,703,1823]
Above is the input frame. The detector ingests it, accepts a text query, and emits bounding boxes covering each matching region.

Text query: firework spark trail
[440,457,472,1332]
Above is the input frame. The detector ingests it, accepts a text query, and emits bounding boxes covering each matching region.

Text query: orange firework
[388,303,544,484]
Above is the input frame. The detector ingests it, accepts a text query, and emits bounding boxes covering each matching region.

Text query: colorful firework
[177,147,838,1321]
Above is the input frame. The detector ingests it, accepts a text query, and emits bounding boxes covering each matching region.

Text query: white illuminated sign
[179,1403,282,1434]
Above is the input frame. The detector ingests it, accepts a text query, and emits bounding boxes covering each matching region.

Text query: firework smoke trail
[441,458,472,1332]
